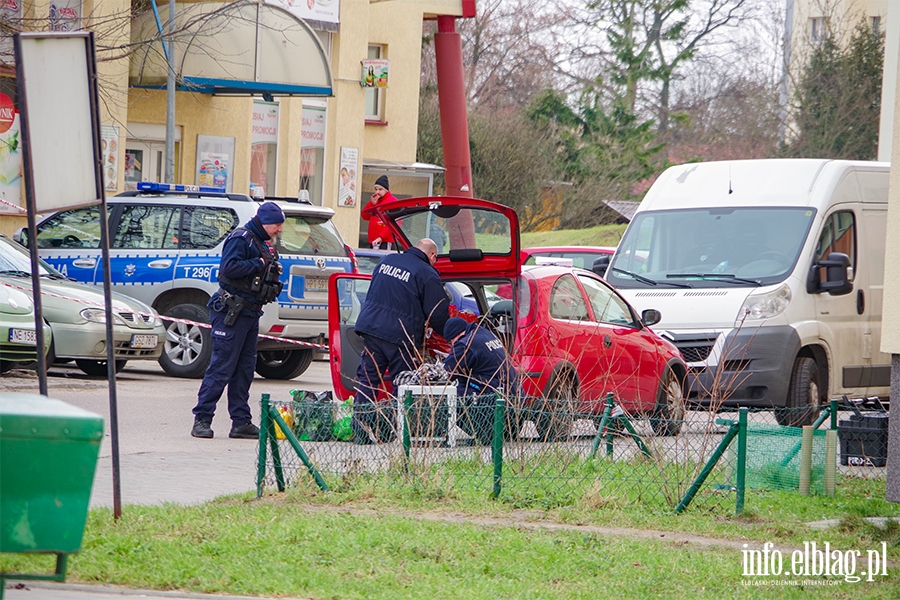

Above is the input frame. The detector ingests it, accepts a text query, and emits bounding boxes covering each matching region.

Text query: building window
[365,45,385,122]
[869,16,882,35]
[251,100,279,196]
[809,17,827,44]
[300,101,326,205]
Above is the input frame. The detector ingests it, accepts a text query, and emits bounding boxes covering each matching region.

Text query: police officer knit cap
[257,201,285,224]
[443,317,468,341]
[374,175,390,191]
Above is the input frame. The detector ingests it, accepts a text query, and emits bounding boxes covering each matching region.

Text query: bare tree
[421,0,569,109]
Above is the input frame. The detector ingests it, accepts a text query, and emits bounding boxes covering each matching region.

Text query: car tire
[775,356,822,427]
[535,376,576,442]
[159,303,212,379]
[649,368,685,436]
[75,359,127,377]
[255,349,314,379]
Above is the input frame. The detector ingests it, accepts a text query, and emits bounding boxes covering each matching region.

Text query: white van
[605,159,889,426]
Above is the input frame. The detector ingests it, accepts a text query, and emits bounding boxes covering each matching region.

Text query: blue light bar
[137,182,226,194]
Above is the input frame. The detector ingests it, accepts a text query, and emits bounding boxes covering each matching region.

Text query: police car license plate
[130,334,158,349]
[8,328,37,345]
[305,278,328,291]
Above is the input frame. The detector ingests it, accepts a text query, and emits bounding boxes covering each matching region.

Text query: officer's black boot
[229,422,260,439]
[191,420,214,438]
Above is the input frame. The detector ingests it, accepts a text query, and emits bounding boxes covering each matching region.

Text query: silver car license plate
[130,334,159,349]
[305,278,328,291]
[8,328,37,345]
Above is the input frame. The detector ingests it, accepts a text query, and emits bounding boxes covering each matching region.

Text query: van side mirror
[641,308,662,327]
[592,255,611,276]
[806,252,853,296]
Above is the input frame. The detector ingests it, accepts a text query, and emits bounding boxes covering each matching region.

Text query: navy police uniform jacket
[444,322,517,396]
[355,247,450,346]
[214,217,272,316]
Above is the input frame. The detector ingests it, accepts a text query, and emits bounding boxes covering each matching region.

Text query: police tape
[0,279,329,351]
[0,197,27,213]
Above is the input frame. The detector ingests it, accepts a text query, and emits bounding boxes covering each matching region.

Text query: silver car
[0,284,51,373]
[0,235,165,376]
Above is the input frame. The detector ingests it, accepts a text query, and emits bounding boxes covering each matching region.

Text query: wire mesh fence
[256,391,886,514]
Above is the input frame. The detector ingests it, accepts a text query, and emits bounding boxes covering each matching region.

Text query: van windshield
[607,207,817,289]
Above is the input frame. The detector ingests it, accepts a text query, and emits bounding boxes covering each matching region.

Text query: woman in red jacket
[362,175,397,249]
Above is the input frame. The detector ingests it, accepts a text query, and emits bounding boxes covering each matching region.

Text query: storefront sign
[252,101,279,145]
[338,146,358,207]
[301,105,326,150]
[100,124,119,192]
[0,92,21,213]
[266,0,339,25]
[361,59,389,88]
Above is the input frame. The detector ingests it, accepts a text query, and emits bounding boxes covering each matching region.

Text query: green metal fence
[256,393,880,514]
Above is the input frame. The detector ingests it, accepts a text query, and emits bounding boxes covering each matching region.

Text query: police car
[22,183,353,379]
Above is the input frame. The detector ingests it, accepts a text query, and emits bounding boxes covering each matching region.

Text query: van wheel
[650,368,685,436]
[159,303,212,379]
[535,377,576,442]
[775,356,822,427]
[76,359,127,377]
[255,349,314,379]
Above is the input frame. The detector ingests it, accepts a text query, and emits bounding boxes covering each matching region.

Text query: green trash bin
[0,392,104,589]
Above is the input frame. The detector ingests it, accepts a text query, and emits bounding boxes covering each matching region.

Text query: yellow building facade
[0,0,465,245]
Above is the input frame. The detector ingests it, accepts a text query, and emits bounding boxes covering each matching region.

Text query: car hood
[618,287,753,330]
[0,283,34,315]
[0,275,156,323]
[368,196,521,279]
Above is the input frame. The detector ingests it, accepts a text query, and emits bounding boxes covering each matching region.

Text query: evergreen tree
[785,21,884,160]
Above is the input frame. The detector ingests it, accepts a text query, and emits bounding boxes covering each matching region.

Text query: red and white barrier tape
[0,279,329,350]
[0,197,27,213]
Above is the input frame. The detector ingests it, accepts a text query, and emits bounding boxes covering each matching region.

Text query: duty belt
[219,288,262,313]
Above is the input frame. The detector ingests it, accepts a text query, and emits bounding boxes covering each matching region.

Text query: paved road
[1,359,334,509]
[3,359,333,599]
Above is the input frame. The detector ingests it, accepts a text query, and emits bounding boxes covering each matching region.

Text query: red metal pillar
[435,15,473,199]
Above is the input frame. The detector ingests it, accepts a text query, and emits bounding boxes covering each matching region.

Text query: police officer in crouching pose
[191,202,285,439]
[442,317,518,444]
[351,238,450,443]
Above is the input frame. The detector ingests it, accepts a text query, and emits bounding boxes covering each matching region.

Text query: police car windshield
[276,216,348,256]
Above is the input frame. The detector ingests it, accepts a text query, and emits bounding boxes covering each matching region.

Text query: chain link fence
[254,386,888,513]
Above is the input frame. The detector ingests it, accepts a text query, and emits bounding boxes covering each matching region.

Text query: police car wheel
[159,303,212,379]
[76,359,127,377]
[255,349,314,379]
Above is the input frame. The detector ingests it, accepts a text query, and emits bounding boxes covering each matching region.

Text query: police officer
[443,316,518,444]
[351,238,450,443]
[442,317,517,398]
[191,202,285,439]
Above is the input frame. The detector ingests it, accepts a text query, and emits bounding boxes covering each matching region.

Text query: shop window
[251,100,279,195]
[365,45,385,122]
[300,102,326,205]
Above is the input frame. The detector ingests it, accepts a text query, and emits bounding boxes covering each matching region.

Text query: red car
[328,196,687,440]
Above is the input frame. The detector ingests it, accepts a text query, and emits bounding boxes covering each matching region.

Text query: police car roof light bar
[137,182,226,194]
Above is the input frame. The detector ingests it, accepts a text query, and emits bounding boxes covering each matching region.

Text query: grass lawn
[520,224,627,249]
[3,474,899,599]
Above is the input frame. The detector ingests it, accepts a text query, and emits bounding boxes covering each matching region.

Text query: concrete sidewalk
[4,581,306,600]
